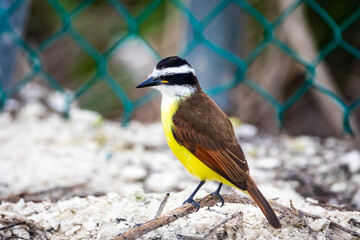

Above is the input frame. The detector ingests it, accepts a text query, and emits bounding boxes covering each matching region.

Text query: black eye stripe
[161,73,192,79]
[160,73,198,86]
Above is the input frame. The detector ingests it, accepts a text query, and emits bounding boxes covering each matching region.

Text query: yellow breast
[160,96,235,186]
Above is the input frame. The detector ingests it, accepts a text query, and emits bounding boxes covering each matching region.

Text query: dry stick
[0,221,26,231]
[298,210,317,240]
[325,221,334,240]
[203,211,242,238]
[112,194,250,240]
[305,199,354,212]
[290,200,317,240]
[154,192,170,219]
[176,234,205,240]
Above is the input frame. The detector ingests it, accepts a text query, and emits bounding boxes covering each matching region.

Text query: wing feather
[171,91,249,189]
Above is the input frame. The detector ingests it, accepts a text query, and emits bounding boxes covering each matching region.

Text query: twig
[176,234,204,240]
[298,210,317,240]
[154,192,170,219]
[325,221,334,240]
[203,211,242,238]
[290,200,317,239]
[305,199,354,211]
[0,221,26,231]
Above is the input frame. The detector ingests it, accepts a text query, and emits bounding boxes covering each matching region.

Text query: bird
[136,56,281,229]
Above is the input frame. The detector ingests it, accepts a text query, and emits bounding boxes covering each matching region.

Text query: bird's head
[136,56,199,97]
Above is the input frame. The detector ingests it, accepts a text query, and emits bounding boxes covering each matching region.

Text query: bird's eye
[161,80,169,84]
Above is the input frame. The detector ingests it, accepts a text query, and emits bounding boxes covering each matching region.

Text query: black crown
[156,56,191,70]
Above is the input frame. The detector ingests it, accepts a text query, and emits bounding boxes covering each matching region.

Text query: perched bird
[137,56,281,229]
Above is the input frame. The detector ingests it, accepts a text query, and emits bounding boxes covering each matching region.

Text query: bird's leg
[183,180,205,211]
[211,183,224,207]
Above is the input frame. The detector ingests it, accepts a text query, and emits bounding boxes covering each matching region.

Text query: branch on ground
[112,193,360,240]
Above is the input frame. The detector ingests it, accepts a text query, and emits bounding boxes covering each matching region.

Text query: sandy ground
[0,101,359,239]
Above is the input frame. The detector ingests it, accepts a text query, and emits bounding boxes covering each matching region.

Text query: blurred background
[1,0,360,140]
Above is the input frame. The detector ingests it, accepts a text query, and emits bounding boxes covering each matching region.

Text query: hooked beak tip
[136,77,158,88]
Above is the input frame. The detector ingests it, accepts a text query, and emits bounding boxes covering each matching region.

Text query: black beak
[136,77,160,88]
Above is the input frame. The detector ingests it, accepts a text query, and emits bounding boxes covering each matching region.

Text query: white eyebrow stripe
[149,65,195,79]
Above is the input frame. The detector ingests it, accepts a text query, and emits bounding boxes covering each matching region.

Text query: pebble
[120,165,147,182]
[309,219,330,231]
[96,226,121,240]
[341,150,360,173]
[65,225,82,236]
[84,221,97,231]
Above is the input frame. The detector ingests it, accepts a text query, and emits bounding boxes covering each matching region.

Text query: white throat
[154,85,196,98]
[153,85,196,111]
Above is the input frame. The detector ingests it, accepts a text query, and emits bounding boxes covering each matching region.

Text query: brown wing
[172,90,249,190]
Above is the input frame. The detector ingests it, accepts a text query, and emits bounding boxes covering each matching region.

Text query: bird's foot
[183,198,201,211]
[211,190,224,207]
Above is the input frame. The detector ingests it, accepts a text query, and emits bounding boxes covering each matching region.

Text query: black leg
[183,180,205,211]
[211,183,224,207]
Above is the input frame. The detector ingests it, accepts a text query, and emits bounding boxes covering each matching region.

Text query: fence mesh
[1,0,359,134]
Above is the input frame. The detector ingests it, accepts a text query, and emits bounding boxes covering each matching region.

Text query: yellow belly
[161,97,236,187]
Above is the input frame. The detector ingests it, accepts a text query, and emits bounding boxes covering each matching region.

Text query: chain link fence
[0,0,359,134]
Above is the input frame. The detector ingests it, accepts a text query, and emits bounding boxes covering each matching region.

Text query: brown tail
[246,178,282,229]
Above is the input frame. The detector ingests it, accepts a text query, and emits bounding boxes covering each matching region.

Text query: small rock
[83,221,97,231]
[107,193,119,200]
[305,197,318,204]
[12,228,30,239]
[341,151,360,173]
[120,165,147,182]
[309,219,330,231]
[65,225,81,236]
[330,182,348,192]
[96,226,121,240]
[13,198,25,212]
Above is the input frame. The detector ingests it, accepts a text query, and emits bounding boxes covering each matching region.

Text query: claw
[211,183,224,207]
[183,181,205,211]
[183,198,201,211]
[211,191,224,207]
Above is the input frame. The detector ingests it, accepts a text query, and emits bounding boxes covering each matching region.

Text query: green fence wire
[1,0,360,134]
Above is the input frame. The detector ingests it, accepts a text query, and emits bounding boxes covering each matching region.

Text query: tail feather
[246,178,282,229]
